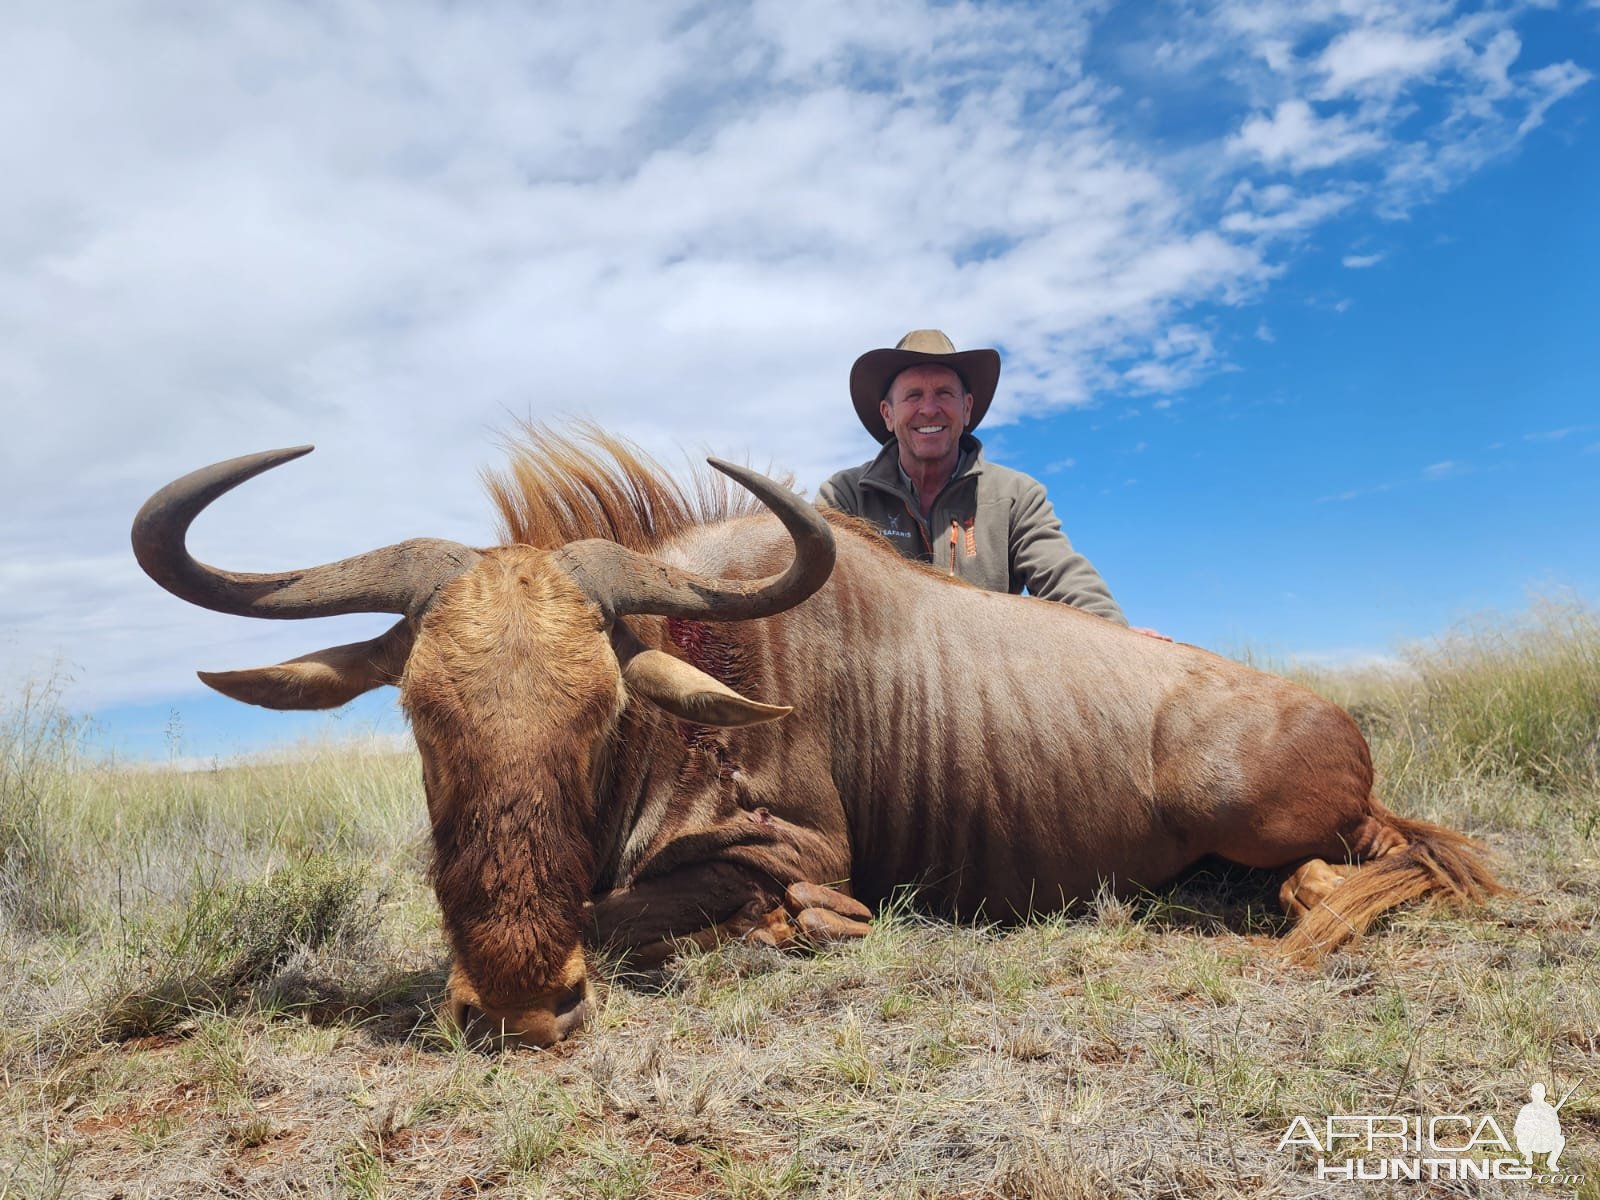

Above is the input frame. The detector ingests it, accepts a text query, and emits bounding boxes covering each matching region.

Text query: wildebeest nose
[553,981,587,1017]
[550,981,593,1040]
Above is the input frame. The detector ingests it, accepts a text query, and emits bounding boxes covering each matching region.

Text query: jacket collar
[861,434,986,500]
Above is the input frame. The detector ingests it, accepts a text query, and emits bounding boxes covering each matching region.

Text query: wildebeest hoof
[1278,858,1355,920]
[793,906,872,944]
[784,881,872,922]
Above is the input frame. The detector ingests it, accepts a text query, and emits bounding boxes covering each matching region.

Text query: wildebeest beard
[403,555,621,1011]
[423,752,600,1010]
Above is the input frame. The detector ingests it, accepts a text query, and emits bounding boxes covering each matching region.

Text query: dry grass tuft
[97,853,371,1043]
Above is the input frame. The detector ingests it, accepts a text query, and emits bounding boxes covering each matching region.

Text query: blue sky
[1008,94,1600,658]
[2,0,1596,762]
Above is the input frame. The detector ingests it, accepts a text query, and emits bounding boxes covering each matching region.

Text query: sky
[2,0,1596,762]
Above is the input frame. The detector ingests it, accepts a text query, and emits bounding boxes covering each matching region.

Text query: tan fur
[403,552,621,1012]
[1280,804,1504,962]
[465,430,1501,991]
[619,645,792,726]
[445,945,591,1049]
[484,420,769,553]
[185,428,1504,1045]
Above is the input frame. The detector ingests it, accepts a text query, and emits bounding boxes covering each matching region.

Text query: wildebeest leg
[1274,812,1408,919]
[629,883,870,963]
[589,860,774,954]
[623,898,797,968]
[612,883,872,967]
[589,865,871,967]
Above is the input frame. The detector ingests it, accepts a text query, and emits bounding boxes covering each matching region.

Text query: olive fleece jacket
[816,436,1127,625]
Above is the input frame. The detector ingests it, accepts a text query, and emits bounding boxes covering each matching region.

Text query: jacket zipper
[901,499,932,555]
[890,498,959,575]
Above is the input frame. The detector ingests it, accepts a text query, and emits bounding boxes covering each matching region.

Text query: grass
[97,852,371,1042]
[1,601,1597,1197]
[1280,596,1600,817]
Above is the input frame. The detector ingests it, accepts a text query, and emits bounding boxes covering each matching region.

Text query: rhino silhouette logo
[1514,1083,1574,1170]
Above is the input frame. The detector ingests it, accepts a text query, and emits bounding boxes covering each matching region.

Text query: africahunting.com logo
[1277,1082,1580,1185]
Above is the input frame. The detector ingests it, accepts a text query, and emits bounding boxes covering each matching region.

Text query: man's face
[879,365,973,468]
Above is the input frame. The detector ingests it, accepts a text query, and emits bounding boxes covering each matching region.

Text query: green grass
[1280,597,1600,818]
[1,600,1598,1197]
[98,853,371,1041]
[0,676,91,936]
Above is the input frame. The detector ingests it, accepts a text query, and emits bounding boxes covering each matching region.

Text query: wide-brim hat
[849,329,1001,444]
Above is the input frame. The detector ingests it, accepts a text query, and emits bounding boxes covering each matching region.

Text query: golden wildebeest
[132,431,1499,1047]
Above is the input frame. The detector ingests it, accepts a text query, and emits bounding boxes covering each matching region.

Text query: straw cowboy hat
[849,329,1001,444]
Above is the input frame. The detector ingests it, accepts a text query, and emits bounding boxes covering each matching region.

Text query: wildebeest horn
[554,457,835,621]
[132,446,480,620]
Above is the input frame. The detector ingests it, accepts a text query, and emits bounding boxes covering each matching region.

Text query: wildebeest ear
[620,647,793,726]
[609,622,790,726]
[197,619,414,711]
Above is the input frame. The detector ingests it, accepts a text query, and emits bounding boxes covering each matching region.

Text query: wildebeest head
[132,442,834,1047]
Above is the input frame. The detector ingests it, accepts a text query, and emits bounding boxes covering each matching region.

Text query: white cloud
[1314,27,1462,99]
[1342,252,1384,267]
[1423,460,1462,479]
[1515,61,1593,136]
[1317,481,1394,503]
[1229,99,1388,170]
[1190,1,1591,213]
[1123,325,1217,393]
[1463,29,1523,109]
[1222,182,1357,236]
[1286,647,1409,673]
[0,0,1589,711]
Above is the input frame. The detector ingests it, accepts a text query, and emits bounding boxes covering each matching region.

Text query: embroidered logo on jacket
[881,513,913,539]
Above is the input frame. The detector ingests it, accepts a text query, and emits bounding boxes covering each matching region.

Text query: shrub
[103,853,370,1039]
[0,676,86,935]
[1408,600,1600,793]
[1288,599,1600,833]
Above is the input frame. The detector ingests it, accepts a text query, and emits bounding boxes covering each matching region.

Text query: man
[818,329,1148,631]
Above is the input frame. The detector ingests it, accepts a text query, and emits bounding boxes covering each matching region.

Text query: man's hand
[1131,626,1173,642]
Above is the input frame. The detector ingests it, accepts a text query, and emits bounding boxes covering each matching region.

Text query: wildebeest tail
[1282,803,1503,964]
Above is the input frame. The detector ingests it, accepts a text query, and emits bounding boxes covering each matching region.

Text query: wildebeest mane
[485,421,775,552]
